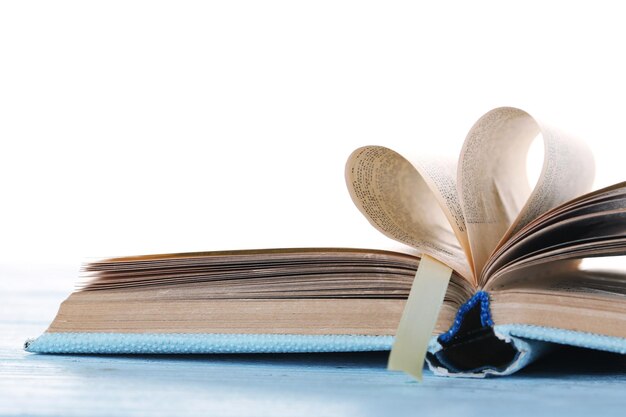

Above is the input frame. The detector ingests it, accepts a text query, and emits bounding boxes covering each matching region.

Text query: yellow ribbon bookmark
[387,254,452,381]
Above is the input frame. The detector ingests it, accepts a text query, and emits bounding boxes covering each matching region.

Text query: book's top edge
[87,247,420,264]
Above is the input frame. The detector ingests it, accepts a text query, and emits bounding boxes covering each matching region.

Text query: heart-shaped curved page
[458,107,595,281]
[346,146,471,281]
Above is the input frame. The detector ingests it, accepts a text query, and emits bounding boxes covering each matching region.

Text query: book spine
[427,291,519,374]
[438,291,493,344]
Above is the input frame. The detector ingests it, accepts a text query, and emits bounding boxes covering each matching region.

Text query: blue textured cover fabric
[25,326,626,377]
[497,324,626,354]
[25,333,395,354]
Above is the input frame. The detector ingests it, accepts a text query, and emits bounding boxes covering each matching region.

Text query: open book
[26,107,626,377]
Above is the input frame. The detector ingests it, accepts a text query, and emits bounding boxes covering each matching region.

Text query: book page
[409,155,472,270]
[489,287,626,339]
[487,208,626,285]
[483,184,626,279]
[458,107,595,280]
[346,146,472,281]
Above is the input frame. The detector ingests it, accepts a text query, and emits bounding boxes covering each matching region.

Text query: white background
[1,1,626,269]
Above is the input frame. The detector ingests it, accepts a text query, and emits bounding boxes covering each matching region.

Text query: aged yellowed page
[457,107,595,280]
[346,146,472,281]
[483,185,626,282]
[408,155,472,272]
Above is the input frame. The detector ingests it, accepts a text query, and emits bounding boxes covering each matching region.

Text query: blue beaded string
[437,291,493,344]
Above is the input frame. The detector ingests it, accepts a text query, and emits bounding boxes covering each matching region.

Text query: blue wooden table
[2,263,626,417]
